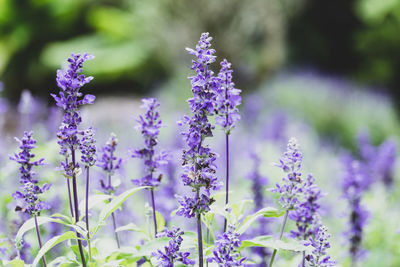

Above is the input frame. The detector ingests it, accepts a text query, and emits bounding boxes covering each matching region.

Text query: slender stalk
[85,166,90,232]
[302,251,305,267]
[196,189,204,267]
[150,189,158,237]
[108,174,121,248]
[223,133,229,232]
[71,149,86,267]
[269,210,289,267]
[66,159,74,218]
[85,166,92,262]
[34,215,47,267]
[111,212,121,248]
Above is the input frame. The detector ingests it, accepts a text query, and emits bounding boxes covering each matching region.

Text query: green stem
[269,210,289,267]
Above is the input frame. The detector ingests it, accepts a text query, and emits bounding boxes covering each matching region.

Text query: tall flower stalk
[269,138,304,267]
[11,131,51,267]
[342,156,369,266]
[79,127,96,261]
[215,59,241,232]
[51,53,95,267]
[97,134,123,248]
[177,32,221,267]
[131,98,168,237]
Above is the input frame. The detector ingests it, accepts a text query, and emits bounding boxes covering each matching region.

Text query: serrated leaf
[91,186,147,237]
[237,207,284,234]
[32,231,80,266]
[239,235,308,252]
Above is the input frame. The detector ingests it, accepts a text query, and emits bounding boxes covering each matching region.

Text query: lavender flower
[51,53,95,170]
[306,226,336,267]
[178,32,221,267]
[273,138,304,210]
[215,59,241,134]
[97,133,122,247]
[80,127,97,167]
[153,228,195,266]
[342,157,369,263]
[177,32,220,219]
[10,132,50,216]
[131,98,168,187]
[289,174,322,240]
[97,134,122,194]
[207,225,245,266]
[246,152,270,264]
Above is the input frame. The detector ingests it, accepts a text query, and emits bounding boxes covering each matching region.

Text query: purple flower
[51,53,95,175]
[356,132,397,188]
[342,156,369,263]
[289,174,322,240]
[272,138,304,210]
[10,132,50,215]
[80,127,97,167]
[153,227,195,266]
[306,226,336,267]
[214,59,241,134]
[177,33,221,218]
[207,225,246,266]
[131,98,168,187]
[97,134,123,193]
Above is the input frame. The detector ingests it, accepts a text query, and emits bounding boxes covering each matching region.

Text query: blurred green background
[2,0,400,104]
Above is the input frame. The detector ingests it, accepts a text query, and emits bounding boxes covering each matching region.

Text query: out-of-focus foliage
[0,0,291,100]
[354,0,400,88]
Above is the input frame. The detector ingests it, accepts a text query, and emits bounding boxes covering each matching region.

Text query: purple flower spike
[306,226,336,267]
[272,138,304,210]
[153,227,195,266]
[131,98,168,188]
[51,53,95,173]
[10,132,50,215]
[215,59,241,134]
[289,174,322,240]
[97,134,123,193]
[207,225,246,266]
[342,156,369,263]
[80,127,97,167]
[177,32,221,219]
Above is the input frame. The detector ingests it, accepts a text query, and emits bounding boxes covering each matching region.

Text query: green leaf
[239,235,308,252]
[16,216,63,245]
[91,186,147,236]
[237,207,284,234]
[78,194,113,217]
[32,231,80,266]
[155,211,165,233]
[133,237,169,258]
[71,245,89,264]
[51,213,74,224]
[9,259,25,267]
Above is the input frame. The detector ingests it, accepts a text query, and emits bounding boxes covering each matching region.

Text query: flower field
[0,32,399,267]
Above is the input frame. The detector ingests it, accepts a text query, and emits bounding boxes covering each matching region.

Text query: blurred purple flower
[97,134,122,193]
[342,156,369,263]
